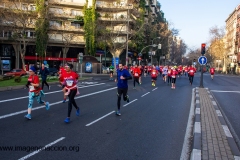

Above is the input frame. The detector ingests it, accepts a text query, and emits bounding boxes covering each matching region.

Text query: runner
[59,63,80,123]
[151,66,158,86]
[188,65,196,85]
[162,66,168,82]
[59,64,67,103]
[167,67,172,85]
[210,67,215,80]
[109,65,114,80]
[25,66,50,120]
[144,65,148,77]
[171,67,178,89]
[39,63,50,90]
[115,63,132,116]
[132,64,141,89]
[138,65,143,84]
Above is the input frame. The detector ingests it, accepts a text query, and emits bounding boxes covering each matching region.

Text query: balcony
[96,1,133,11]
[150,0,157,7]
[49,25,84,33]
[49,0,85,8]
[145,0,149,7]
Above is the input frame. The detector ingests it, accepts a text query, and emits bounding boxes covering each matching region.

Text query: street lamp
[150,37,161,65]
[35,53,38,64]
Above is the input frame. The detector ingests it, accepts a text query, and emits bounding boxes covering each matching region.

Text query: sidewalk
[191,88,240,160]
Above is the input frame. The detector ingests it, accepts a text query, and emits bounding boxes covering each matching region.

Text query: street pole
[125,5,130,66]
[80,63,82,78]
[199,64,204,88]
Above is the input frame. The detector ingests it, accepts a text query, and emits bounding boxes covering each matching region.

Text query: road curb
[190,87,201,160]
[0,77,93,92]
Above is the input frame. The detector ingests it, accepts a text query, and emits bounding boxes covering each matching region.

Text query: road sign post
[79,52,83,78]
[198,55,207,88]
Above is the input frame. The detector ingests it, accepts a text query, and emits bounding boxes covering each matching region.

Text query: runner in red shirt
[144,65,148,77]
[59,64,68,102]
[132,64,141,89]
[148,65,152,75]
[171,67,178,89]
[24,66,50,120]
[210,67,215,80]
[188,65,196,85]
[151,66,158,86]
[138,65,143,84]
[59,63,80,123]
[167,67,172,85]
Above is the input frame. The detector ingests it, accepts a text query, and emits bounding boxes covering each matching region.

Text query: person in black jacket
[39,63,50,90]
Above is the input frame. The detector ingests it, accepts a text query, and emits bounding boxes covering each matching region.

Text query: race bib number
[190,70,194,72]
[152,72,156,74]
[168,71,171,74]
[172,75,176,78]
[66,80,73,86]
[134,73,139,76]
[29,86,34,91]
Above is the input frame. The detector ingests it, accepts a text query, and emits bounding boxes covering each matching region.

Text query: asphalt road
[0,73,195,160]
[201,73,240,147]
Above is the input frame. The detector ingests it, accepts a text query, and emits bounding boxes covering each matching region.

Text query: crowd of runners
[23,62,215,121]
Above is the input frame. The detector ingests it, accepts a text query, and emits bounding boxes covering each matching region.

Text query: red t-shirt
[189,68,195,76]
[171,70,178,78]
[28,75,41,92]
[60,71,78,89]
[210,68,215,74]
[133,67,141,77]
[151,69,158,78]
[167,69,172,76]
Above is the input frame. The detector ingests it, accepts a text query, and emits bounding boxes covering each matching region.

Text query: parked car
[4,69,27,77]
[48,68,59,76]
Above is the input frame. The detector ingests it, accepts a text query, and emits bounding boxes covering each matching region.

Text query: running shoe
[45,102,50,110]
[116,111,121,116]
[64,117,70,123]
[24,114,31,120]
[152,82,154,86]
[76,108,80,116]
[126,95,130,103]
[62,99,67,103]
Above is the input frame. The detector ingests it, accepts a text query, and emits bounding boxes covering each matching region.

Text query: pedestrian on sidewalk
[39,63,50,90]
[25,66,50,120]
[115,63,132,116]
[59,64,80,123]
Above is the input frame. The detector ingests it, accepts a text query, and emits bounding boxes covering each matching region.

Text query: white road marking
[0,83,105,103]
[222,125,233,138]
[123,99,138,107]
[211,90,240,93]
[81,82,98,84]
[0,87,117,120]
[141,92,150,97]
[216,110,222,116]
[212,101,217,105]
[196,100,199,104]
[234,156,240,160]
[18,137,65,160]
[152,88,158,91]
[196,94,199,97]
[195,108,200,114]
[86,111,115,126]
[209,95,213,98]
[194,122,201,133]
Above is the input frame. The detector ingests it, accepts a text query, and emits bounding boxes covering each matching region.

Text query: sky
[158,0,240,51]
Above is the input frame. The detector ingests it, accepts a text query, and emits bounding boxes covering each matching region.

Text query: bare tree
[0,1,38,70]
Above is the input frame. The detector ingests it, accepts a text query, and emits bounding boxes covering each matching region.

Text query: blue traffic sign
[198,56,207,65]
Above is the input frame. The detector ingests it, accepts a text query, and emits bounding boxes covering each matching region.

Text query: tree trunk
[62,47,69,65]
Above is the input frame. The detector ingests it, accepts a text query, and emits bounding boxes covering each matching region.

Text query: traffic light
[201,43,206,55]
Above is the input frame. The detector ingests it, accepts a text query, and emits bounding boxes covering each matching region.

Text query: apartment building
[0,0,164,71]
[225,4,239,72]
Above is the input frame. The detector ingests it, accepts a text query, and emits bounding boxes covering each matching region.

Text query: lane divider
[85,111,115,126]
[141,92,150,97]
[123,99,138,107]
[18,137,65,160]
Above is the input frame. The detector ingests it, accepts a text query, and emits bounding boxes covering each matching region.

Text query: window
[30,5,36,11]
[71,22,80,29]
[71,10,82,16]
[22,4,28,10]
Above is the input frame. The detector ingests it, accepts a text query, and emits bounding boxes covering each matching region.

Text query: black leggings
[68,89,79,117]
[167,76,172,83]
[133,77,139,87]
[42,80,49,90]
[117,88,128,110]
[189,75,194,84]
